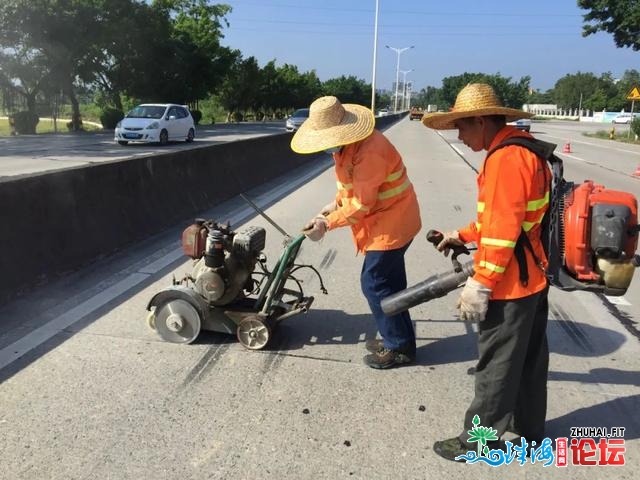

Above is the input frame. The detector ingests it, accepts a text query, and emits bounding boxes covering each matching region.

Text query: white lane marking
[539,133,640,156]
[451,145,464,156]
[0,160,331,371]
[0,273,148,370]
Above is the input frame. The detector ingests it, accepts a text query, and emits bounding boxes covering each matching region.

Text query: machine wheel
[118,140,128,146]
[154,299,201,344]
[146,310,157,330]
[186,128,195,143]
[236,316,271,350]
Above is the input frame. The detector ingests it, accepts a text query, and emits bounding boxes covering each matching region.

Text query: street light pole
[385,45,413,112]
[400,69,413,110]
[370,0,379,112]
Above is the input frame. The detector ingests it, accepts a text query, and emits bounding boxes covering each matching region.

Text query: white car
[115,104,195,145]
[612,113,638,124]
[377,108,390,117]
[508,118,532,132]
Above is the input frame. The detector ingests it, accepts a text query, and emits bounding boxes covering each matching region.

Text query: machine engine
[180,220,266,306]
[559,180,639,295]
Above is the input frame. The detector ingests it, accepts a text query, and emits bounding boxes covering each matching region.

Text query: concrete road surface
[0,118,639,479]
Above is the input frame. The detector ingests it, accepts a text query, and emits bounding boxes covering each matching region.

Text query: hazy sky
[219,0,639,93]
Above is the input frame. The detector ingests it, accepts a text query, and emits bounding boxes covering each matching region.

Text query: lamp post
[370,0,379,112]
[400,69,413,111]
[385,45,413,112]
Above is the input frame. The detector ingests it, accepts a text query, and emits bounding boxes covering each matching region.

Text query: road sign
[626,86,640,100]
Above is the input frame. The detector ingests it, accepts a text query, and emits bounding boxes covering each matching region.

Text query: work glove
[456,277,492,322]
[436,230,465,257]
[302,216,328,242]
[319,200,337,216]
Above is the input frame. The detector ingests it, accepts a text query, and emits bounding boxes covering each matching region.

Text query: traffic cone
[562,142,572,154]
[633,165,640,177]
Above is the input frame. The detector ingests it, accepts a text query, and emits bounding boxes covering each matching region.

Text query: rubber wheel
[118,140,128,146]
[186,128,195,143]
[146,310,156,330]
[159,129,169,145]
[236,316,271,350]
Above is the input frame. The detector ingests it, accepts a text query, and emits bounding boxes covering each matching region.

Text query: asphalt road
[0,122,287,179]
[0,118,639,479]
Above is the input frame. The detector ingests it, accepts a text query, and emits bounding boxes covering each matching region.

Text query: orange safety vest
[325,130,421,253]
[458,126,550,300]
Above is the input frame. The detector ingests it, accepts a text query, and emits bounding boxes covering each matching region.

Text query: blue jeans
[360,242,416,353]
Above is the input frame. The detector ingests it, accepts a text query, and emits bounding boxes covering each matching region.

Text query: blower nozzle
[381,260,474,316]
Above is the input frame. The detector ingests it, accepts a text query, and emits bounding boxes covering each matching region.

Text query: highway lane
[0,118,638,479]
[0,122,287,178]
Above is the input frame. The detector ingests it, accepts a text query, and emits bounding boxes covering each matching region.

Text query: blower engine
[381,180,639,317]
[181,219,266,306]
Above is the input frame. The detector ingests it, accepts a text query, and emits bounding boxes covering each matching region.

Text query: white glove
[302,216,328,242]
[319,200,338,216]
[456,277,492,322]
[436,230,465,257]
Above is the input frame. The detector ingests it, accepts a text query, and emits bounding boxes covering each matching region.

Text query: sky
[218,0,639,93]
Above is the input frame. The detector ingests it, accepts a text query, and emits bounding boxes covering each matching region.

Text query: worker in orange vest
[422,83,550,461]
[291,96,422,369]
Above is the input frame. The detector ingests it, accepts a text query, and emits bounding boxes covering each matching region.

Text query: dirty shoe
[433,437,471,462]
[364,338,384,353]
[363,347,413,369]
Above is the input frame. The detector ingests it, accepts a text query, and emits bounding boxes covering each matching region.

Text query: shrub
[191,110,202,125]
[10,111,39,135]
[100,108,124,129]
[631,117,640,138]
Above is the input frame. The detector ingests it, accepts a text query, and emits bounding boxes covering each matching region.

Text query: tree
[322,76,370,106]
[579,0,640,50]
[440,73,530,110]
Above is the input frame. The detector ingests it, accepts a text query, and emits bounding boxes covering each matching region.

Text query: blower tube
[381,260,474,316]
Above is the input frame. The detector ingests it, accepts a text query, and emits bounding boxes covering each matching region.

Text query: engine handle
[426,229,472,273]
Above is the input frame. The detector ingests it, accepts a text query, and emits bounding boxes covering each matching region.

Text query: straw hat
[422,83,532,130]
[291,96,375,154]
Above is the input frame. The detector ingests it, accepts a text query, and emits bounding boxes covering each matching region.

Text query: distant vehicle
[612,112,639,124]
[285,108,310,132]
[377,108,390,117]
[114,104,195,146]
[508,118,532,132]
[409,107,424,121]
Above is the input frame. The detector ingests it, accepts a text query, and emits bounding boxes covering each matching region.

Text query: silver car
[285,108,310,132]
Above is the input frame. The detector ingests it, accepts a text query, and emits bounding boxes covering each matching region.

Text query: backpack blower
[381,139,640,317]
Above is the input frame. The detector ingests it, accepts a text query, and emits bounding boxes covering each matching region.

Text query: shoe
[364,338,384,353]
[433,437,472,462]
[363,348,413,369]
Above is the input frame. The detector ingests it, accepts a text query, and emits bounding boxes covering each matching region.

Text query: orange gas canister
[182,222,208,259]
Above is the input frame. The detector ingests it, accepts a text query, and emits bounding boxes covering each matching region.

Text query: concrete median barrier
[0,115,405,304]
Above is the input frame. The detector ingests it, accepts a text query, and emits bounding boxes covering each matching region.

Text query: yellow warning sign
[626,86,640,100]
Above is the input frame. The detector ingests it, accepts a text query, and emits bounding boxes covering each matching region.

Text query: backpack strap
[485,136,556,286]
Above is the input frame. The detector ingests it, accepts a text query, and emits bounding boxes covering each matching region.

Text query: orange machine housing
[182,222,208,259]
[562,180,638,281]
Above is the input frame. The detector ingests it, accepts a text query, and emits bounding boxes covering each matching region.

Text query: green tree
[440,73,530,110]
[322,75,370,106]
[216,54,261,120]
[579,0,640,50]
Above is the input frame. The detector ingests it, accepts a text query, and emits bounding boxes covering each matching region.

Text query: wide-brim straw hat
[291,96,375,154]
[422,83,533,130]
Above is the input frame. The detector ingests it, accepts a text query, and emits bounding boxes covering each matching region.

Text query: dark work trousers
[360,242,416,354]
[459,286,549,447]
